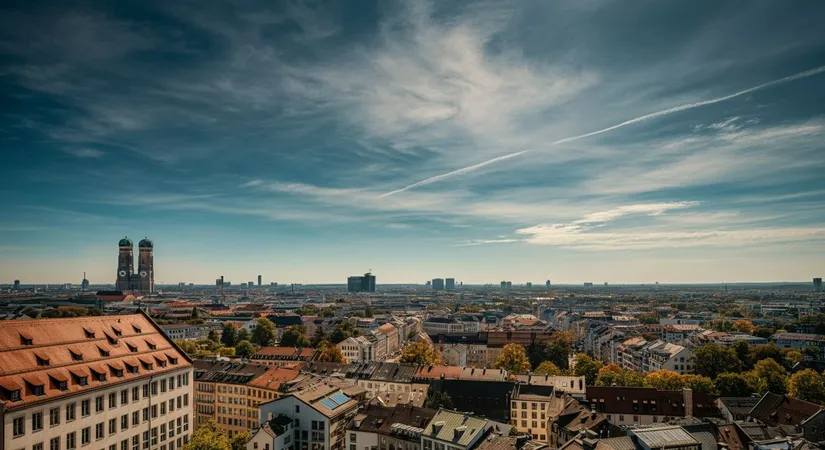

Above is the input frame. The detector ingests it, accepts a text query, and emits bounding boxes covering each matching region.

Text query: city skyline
[3,1,825,284]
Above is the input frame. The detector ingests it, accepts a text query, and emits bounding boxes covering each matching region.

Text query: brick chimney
[683,388,693,418]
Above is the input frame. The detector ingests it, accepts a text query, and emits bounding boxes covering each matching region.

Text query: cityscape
[3,3,825,450]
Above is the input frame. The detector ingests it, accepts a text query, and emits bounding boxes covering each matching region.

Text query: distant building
[506,281,512,289]
[270,282,278,287]
[348,272,376,292]
[445,278,455,291]
[815,277,823,292]
[81,272,89,291]
[258,274,262,286]
[160,323,204,341]
[584,282,594,287]
[13,279,20,290]
[546,280,551,288]
[526,282,532,288]
[248,280,254,287]
[115,236,154,293]
[432,278,445,290]
[216,278,222,286]
[500,281,506,289]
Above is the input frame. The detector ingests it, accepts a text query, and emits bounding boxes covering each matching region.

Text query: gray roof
[632,426,700,449]
[690,431,718,450]
[424,410,488,446]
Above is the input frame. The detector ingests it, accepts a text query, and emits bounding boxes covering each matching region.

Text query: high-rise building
[80,272,90,291]
[348,273,376,292]
[432,278,445,290]
[0,312,193,450]
[425,280,431,287]
[546,280,551,288]
[248,281,254,288]
[115,237,154,293]
[270,282,278,287]
[526,282,532,288]
[500,281,506,289]
[258,275,262,287]
[815,278,823,292]
[13,279,20,290]
[506,281,512,290]
[216,278,222,286]
[445,278,455,291]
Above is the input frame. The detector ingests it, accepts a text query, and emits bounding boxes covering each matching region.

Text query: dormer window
[155,356,167,367]
[112,327,122,337]
[132,325,142,333]
[91,368,107,382]
[126,343,138,353]
[69,350,83,361]
[125,362,139,374]
[20,332,33,346]
[26,379,45,396]
[142,361,153,371]
[9,389,21,401]
[112,368,124,378]
[167,356,178,365]
[98,347,110,357]
[36,354,50,367]
[78,376,88,386]
[145,339,157,350]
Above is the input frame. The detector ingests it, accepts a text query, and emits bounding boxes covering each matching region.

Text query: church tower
[116,237,134,291]
[137,238,154,293]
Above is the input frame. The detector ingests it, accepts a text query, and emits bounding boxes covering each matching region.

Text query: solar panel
[319,399,338,410]
[330,392,350,404]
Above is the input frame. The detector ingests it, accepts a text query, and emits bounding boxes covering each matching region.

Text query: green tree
[714,373,756,397]
[315,340,346,363]
[424,391,454,409]
[691,343,741,379]
[251,318,277,346]
[752,358,787,394]
[42,309,62,318]
[87,307,104,316]
[594,364,642,387]
[191,307,200,319]
[207,330,219,343]
[329,322,360,344]
[533,361,562,376]
[364,304,373,318]
[783,349,804,367]
[176,340,198,356]
[217,347,236,357]
[400,341,442,366]
[494,344,531,375]
[526,340,570,370]
[572,353,603,385]
[682,374,715,394]
[220,323,237,347]
[280,325,310,347]
[732,340,752,369]
[753,326,775,339]
[318,307,336,317]
[230,432,249,450]
[788,369,825,404]
[235,340,256,358]
[310,327,327,347]
[237,328,251,342]
[183,420,230,450]
[748,344,784,368]
[732,319,754,334]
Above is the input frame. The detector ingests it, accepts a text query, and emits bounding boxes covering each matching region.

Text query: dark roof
[265,315,303,326]
[349,362,420,383]
[350,404,396,433]
[193,360,269,385]
[585,386,720,418]
[748,392,823,426]
[718,397,761,418]
[790,360,825,373]
[428,379,515,423]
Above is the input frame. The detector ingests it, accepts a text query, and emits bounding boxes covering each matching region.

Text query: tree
[364,304,373,318]
[280,325,310,347]
[400,341,442,366]
[572,353,603,385]
[788,369,825,404]
[87,307,104,316]
[310,327,327,347]
[691,344,741,379]
[753,326,775,339]
[251,318,277,346]
[315,340,346,363]
[550,331,574,348]
[183,420,230,450]
[644,370,685,391]
[191,307,200,319]
[526,340,570,370]
[329,322,360,344]
[229,432,249,450]
[752,358,788,394]
[783,349,804,366]
[714,373,756,397]
[732,319,755,334]
[748,344,784,368]
[424,391,454,409]
[221,323,237,347]
[318,307,336,317]
[595,364,644,387]
[176,340,198,356]
[207,330,220,343]
[682,374,715,394]
[235,340,256,358]
[533,361,562,376]
[732,340,752,369]
[495,344,531,375]
[237,328,251,342]
[217,347,236,357]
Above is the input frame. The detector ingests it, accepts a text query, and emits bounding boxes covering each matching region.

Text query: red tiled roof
[0,313,191,411]
[413,365,462,380]
[253,347,314,358]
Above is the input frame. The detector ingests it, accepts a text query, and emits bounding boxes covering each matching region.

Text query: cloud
[64,148,105,158]
[381,65,825,195]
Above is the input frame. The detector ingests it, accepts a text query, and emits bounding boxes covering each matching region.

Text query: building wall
[510,398,550,442]
[4,367,193,450]
[194,381,280,437]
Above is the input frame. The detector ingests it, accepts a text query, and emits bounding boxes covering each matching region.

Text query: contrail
[380,65,825,197]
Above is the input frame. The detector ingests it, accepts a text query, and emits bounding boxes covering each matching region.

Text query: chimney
[683,388,694,418]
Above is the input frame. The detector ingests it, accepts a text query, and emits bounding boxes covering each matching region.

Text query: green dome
[119,237,133,247]
[138,238,153,248]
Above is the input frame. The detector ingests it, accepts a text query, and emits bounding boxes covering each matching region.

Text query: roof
[475,435,549,450]
[771,333,825,342]
[631,425,700,449]
[595,437,636,450]
[251,346,315,360]
[718,397,761,416]
[288,380,360,418]
[248,367,301,390]
[415,365,463,380]
[424,409,488,446]
[377,323,397,335]
[748,392,823,426]
[0,312,191,410]
[586,386,720,418]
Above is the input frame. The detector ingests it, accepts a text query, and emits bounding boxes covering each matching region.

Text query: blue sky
[2,0,825,285]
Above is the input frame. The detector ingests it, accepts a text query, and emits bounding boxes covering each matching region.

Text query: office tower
[348,276,362,292]
[506,281,512,290]
[546,280,551,288]
[178,282,185,289]
[500,281,506,289]
[361,272,376,292]
[270,282,278,287]
[258,275,262,287]
[432,278,444,290]
[13,279,20,290]
[216,278,222,286]
[81,272,89,291]
[445,278,455,291]
[815,278,823,292]
[248,281,254,288]
[584,282,593,287]
[526,282,532,288]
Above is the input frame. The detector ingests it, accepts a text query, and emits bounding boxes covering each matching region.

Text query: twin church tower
[115,237,154,293]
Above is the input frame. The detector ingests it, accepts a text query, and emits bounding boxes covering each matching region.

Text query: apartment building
[192,361,299,437]
[420,410,507,450]
[617,339,693,374]
[158,324,203,342]
[772,332,825,359]
[0,313,193,450]
[336,337,373,364]
[586,387,720,426]
[345,404,436,450]
[249,347,315,369]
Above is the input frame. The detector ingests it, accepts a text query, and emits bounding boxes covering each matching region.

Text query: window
[82,400,91,417]
[169,377,175,390]
[9,389,21,401]
[96,396,104,412]
[132,387,139,401]
[70,350,84,361]
[152,405,158,418]
[67,432,76,450]
[21,334,33,345]
[183,394,189,406]
[151,382,158,396]
[295,405,300,413]
[67,403,77,421]
[82,427,90,445]
[36,355,50,367]
[143,431,150,450]
[50,437,60,450]
[161,402,166,415]
[143,408,149,422]
[161,424,167,441]
[143,385,149,398]
[34,443,43,450]
[176,396,181,409]
[132,411,139,426]
[109,393,117,408]
[109,419,117,434]
[50,408,60,426]
[13,416,25,437]
[121,440,128,450]
[33,411,43,431]
[132,435,139,450]
[169,399,175,412]
[161,379,167,393]
[121,415,128,431]
[151,428,158,446]
[121,390,128,404]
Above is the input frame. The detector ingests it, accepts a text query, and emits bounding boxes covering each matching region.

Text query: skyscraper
[445,278,455,291]
[13,279,20,290]
[258,274,262,287]
[432,278,444,290]
[815,278,823,292]
[500,281,506,289]
[361,272,376,292]
[81,272,89,291]
[546,280,551,288]
[526,282,532,288]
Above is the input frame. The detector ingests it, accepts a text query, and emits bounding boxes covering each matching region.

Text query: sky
[2,0,825,286]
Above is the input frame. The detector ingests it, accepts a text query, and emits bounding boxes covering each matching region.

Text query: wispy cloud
[64,148,105,158]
